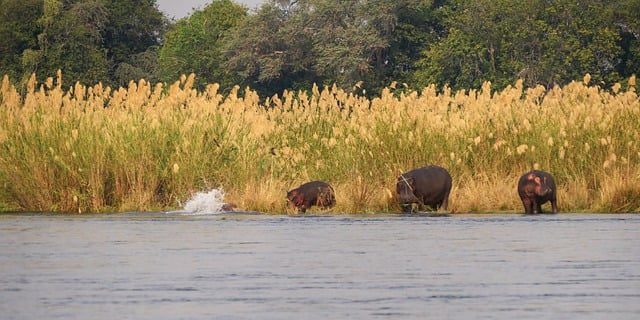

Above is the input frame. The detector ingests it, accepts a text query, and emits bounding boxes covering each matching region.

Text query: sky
[157,0,265,20]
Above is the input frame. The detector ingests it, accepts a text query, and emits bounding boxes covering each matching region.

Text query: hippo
[221,203,237,211]
[517,170,558,214]
[397,165,452,213]
[286,181,336,213]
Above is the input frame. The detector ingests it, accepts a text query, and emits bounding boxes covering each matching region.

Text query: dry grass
[1,72,638,213]
[594,169,640,212]
[450,173,521,213]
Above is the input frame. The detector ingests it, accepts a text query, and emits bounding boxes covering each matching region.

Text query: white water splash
[178,188,228,215]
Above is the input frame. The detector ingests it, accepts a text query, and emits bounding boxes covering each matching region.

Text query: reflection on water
[1,213,639,319]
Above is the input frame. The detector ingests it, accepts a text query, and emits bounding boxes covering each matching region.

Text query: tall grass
[1,72,638,213]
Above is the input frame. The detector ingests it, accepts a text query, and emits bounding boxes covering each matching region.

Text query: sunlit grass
[1,72,638,213]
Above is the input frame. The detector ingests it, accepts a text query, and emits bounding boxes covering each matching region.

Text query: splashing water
[179,188,228,215]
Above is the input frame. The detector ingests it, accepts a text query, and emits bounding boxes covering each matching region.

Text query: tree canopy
[413,0,634,90]
[0,0,637,95]
[220,0,640,95]
[159,0,247,90]
[0,0,167,88]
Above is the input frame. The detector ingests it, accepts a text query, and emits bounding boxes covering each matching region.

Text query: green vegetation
[1,0,638,96]
[1,73,638,213]
[1,0,639,213]
[159,0,246,90]
[0,0,167,89]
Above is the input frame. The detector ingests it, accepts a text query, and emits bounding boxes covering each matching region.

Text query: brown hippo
[397,165,452,213]
[221,203,237,211]
[286,181,336,213]
[517,170,558,214]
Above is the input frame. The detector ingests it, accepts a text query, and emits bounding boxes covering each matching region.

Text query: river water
[1,212,639,320]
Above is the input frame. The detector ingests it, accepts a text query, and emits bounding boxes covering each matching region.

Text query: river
[1,212,639,319]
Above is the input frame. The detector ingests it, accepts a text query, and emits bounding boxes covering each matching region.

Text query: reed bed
[1,72,638,213]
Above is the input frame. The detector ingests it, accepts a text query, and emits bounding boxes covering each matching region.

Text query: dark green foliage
[0,0,42,83]
[0,0,638,95]
[385,1,447,88]
[159,0,247,91]
[413,0,638,91]
[28,0,111,86]
[102,0,167,87]
[1,0,166,89]
[224,0,440,97]
[223,2,314,97]
[222,0,639,96]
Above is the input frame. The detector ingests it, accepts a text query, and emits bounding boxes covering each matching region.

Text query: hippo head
[536,176,553,196]
[221,203,237,211]
[396,176,419,204]
[525,173,552,197]
[286,190,305,209]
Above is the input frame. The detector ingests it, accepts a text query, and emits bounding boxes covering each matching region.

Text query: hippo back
[397,165,452,210]
[287,181,335,212]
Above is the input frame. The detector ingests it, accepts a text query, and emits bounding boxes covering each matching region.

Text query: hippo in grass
[397,165,452,213]
[286,181,336,213]
[517,170,558,214]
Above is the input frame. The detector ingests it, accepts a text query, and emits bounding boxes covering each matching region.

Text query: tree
[385,0,449,89]
[22,0,110,86]
[0,0,42,83]
[413,0,635,91]
[102,0,168,87]
[611,0,640,82]
[223,1,314,96]
[159,0,247,90]
[224,0,442,97]
[3,0,166,88]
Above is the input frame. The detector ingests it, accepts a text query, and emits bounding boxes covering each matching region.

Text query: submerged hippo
[221,203,237,211]
[286,181,336,213]
[517,170,558,214]
[397,165,452,213]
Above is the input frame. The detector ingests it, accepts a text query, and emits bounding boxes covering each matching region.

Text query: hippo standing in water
[397,166,452,213]
[517,170,558,214]
[287,181,336,213]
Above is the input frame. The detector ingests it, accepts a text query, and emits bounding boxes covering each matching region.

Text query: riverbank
[1,73,638,213]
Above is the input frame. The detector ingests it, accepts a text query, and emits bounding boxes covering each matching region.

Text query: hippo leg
[532,201,541,214]
[522,198,533,214]
[296,194,308,213]
[441,195,449,211]
[550,199,558,213]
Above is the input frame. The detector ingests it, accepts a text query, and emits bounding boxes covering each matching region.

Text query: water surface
[1,213,639,319]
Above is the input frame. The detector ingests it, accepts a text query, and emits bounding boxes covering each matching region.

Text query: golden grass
[1,72,638,213]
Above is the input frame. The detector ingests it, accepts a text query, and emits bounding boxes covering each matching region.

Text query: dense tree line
[0,0,167,88]
[1,0,638,96]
